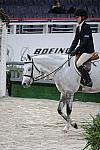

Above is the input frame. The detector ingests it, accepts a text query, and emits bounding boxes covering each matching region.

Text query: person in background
[6,70,11,96]
[48,0,66,14]
[0,8,10,26]
[66,6,76,14]
[68,9,95,87]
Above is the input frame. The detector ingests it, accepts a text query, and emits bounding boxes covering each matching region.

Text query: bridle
[24,58,40,81]
[23,55,72,82]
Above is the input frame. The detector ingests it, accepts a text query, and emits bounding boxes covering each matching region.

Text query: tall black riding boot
[78,66,92,87]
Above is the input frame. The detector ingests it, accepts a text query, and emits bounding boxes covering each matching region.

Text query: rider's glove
[70,50,76,56]
[67,48,72,54]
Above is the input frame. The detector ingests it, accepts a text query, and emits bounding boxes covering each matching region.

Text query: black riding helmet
[74,9,88,19]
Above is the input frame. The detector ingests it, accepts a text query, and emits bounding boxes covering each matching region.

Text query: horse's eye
[28,68,31,71]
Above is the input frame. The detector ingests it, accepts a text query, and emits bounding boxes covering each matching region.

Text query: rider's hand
[70,50,76,56]
[67,48,71,54]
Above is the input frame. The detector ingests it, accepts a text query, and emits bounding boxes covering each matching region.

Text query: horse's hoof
[62,126,69,133]
[63,129,68,133]
[74,123,78,129]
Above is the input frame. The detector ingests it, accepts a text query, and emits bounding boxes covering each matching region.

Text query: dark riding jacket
[69,22,94,54]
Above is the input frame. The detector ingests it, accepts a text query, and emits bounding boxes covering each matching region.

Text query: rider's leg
[76,53,93,87]
[78,65,92,87]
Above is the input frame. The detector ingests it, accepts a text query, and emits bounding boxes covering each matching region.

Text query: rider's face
[75,16,82,24]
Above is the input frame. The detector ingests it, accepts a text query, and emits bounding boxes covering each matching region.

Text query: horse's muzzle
[22,82,31,88]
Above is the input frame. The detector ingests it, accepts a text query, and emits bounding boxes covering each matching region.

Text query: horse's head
[22,54,40,88]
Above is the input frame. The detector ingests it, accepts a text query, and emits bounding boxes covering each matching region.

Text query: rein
[24,55,72,81]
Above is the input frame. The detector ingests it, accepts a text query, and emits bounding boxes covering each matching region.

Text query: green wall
[11,81,100,103]
[11,82,60,100]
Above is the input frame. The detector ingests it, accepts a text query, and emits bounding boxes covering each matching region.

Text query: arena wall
[11,81,100,103]
[7,33,100,62]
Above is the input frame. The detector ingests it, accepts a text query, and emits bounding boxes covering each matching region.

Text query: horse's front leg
[66,93,78,130]
[57,93,78,132]
[57,93,69,131]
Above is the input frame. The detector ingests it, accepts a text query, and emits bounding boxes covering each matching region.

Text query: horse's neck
[34,55,68,73]
[34,55,81,91]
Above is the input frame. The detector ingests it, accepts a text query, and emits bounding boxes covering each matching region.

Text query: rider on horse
[68,9,95,87]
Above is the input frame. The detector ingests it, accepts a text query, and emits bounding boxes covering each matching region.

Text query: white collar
[78,21,84,31]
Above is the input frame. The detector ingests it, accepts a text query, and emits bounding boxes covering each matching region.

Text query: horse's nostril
[22,82,26,86]
[22,82,28,88]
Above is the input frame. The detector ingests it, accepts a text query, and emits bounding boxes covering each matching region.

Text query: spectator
[6,70,11,96]
[67,6,76,14]
[48,0,67,14]
[0,8,10,27]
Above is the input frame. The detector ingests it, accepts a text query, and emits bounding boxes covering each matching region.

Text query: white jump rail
[0,19,7,97]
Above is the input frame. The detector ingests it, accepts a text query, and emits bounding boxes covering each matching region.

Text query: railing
[8,20,100,34]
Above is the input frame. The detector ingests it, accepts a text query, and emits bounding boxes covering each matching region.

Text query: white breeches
[76,53,92,68]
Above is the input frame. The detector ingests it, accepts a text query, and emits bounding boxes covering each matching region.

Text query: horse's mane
[33,54,68,60]
[31,54,73,68]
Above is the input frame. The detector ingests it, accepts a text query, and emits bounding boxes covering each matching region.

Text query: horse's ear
[27,54,31,60]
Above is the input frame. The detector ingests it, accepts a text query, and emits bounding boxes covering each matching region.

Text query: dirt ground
[0,97,100,150]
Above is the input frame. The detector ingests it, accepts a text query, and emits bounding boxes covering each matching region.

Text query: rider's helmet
[74,9,88,19]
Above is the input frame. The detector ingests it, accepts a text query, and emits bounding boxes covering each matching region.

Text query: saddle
[75,52,99,72]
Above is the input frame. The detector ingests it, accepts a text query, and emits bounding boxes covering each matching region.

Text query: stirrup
[80,78,92,87]
[84,81,92,87]
[82,80,92,87]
